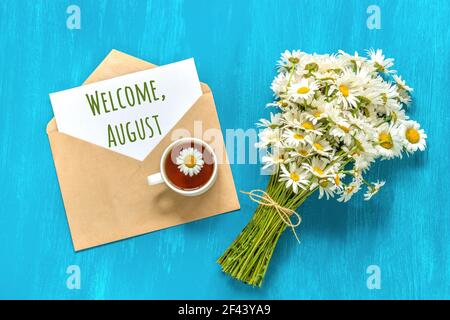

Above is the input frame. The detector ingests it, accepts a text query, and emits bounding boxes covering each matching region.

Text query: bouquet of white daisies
[218,49,427,287]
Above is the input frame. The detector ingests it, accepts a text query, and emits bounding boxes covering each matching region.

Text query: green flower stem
[217,174,313,287]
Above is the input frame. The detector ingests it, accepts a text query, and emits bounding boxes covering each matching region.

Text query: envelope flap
[85,49,211,92]
[46,118,57,133]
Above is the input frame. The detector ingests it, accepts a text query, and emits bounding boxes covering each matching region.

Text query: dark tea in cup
[164,141,215,191]
[147,137,218,196]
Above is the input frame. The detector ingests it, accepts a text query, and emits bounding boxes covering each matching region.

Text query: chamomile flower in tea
[176,147,204,177]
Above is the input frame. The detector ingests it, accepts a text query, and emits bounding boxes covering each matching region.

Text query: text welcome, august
[85,80,164,148]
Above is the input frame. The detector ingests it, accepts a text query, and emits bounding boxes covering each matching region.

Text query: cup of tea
[147,137,218,196]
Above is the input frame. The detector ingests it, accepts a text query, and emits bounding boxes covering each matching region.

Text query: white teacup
[147,137,218,196]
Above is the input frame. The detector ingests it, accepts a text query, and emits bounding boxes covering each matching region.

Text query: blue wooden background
[0,0,448,299]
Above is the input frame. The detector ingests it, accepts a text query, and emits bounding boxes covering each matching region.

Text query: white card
[49,58,202,161]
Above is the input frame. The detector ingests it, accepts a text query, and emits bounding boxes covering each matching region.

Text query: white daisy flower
[310,178,337,200]
[398,120,427,153]
[257,112,282,129]
[303,157,333,179]
[270,72,290,97]
[266,99,292,109]
[367,49,395,74]
[282,109,302,127]
[316,53,343,74]
[364,180,385,201]
[352,132,377,154]
[277,49,304,70]
[357,82,385,108]
[332,172,345,190]
[387,106,409,124]
[353,152,376,172]
[338,50,367,71]
[380,84,402,116]
[324,103,342,123]
[329,120,353,146]
[346,112,373,130]
[393,75,413,92]
[334,69,360,108]
[288,78,318,102]
[305,99,328,124]
[398,90,412,106]
[282,129,307,147]
[288,144,313,159]
[355,63,378,81]
[262,152,288,172]
[375,123,403,159]
[279,163,310,194]
[297,114,324,135]
[256,128,282,148]
[338,179,362,202]
[176,147,204,177]
[305,135,333,157]
[383,82,401,102]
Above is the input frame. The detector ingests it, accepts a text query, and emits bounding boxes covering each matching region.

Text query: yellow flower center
[378,131,394,149]
[338,125,350,133]
[184,155,197,168]
[346,186,354,194]
[313,111,322,118]
[334,175,341,186]
[293,133,304,140]
[313,167,324,175]
[277,100,288,107]
[288,57,299,64]
[301,121,314,130]
[319,179,329,188]
[339,84,349,97]
[299,149,308,157]
[381,93,388,105]
[297,86,310,94]
[406,128,420,144]
[290,172,300,182]
[313,142,324,151]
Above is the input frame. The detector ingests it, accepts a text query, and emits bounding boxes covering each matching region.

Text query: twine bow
[241,189,302,243]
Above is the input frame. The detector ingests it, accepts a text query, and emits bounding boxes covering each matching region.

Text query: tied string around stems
[241,189,302,243]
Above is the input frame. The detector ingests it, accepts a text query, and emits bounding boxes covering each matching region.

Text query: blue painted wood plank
[0,0,448,299]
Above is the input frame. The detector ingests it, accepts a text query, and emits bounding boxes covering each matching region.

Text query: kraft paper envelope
[46,49,240,251]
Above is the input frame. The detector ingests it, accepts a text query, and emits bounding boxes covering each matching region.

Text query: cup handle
[147,173,164,186]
